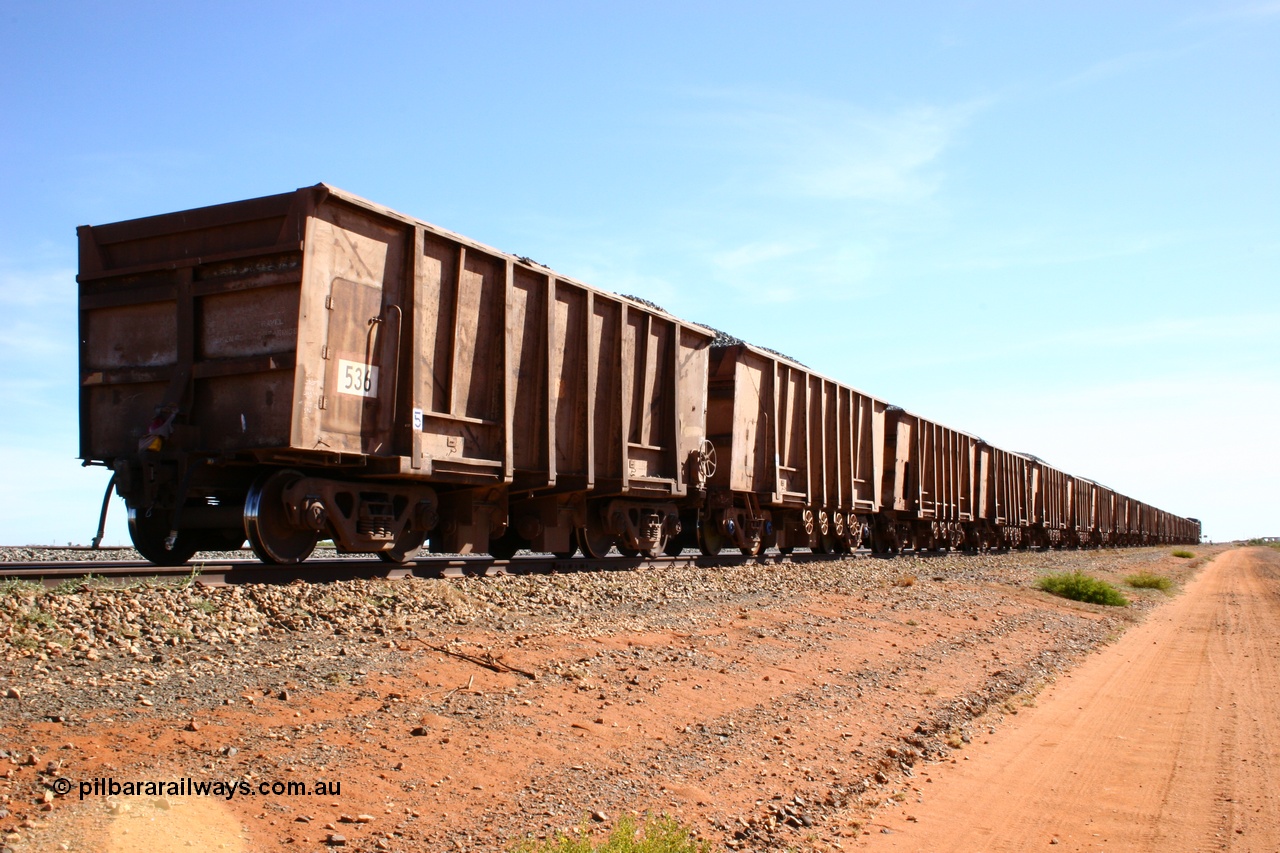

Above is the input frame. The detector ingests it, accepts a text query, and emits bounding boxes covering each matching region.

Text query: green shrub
[49,577,87,595]
[1126,571,1172,591]
[1036,572,1129,607]
[512,815,710,853]
[1171,549,1194,559]
[19,607,57,630]
[0,579,41,597]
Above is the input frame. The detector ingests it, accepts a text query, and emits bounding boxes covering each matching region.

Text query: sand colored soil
[860,545,1280,852]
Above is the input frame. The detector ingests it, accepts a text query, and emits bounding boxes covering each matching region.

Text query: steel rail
[0,549,858,589]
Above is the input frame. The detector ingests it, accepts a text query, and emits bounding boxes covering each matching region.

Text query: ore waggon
[79,184,712,565]
[975,442,1031,549]
[695,341,886,557]
[76,185,1200,565]
[872,406,981,553]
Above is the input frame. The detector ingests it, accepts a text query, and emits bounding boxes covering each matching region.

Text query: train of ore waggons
[76,184,1199,566]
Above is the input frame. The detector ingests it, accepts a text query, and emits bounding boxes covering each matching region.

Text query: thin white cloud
[0,319,74,359]
[779,107,956,202]
[1054,314,1280,350]
[938,230,1174,273]
[1057,48,1176,90]
[711,240,814,271]
[706,240,879,306]
[0,265,76,308]
[508,89,987,313]
[685,92,984,205]
[654,91,989,309]
[879,312,1279,373]
[1183,1,1280,23]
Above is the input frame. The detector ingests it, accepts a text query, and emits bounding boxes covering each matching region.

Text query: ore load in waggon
[75,184,1200,566]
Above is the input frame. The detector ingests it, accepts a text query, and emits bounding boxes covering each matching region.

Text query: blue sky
[1,1,1276,544]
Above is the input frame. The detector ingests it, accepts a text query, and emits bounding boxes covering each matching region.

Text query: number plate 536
[336,359,379,398]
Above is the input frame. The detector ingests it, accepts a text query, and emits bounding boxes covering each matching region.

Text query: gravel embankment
[1,547,1179,723]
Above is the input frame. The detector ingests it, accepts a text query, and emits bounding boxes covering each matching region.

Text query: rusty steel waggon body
[695,342,887,557]
[77,185,1200,566]
[79,185,712,565]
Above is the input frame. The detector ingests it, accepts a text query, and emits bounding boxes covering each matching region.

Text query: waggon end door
[296,200,407,456]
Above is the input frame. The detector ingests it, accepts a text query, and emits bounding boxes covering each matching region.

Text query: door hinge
[318,395,327,410]
[325,295,336,310]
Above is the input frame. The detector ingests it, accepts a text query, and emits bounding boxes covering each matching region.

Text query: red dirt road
[861,546,1280,852]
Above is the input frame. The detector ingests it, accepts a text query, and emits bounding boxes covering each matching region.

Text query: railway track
[0,548,847,588]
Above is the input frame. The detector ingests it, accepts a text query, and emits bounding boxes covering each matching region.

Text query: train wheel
[378,529,426,564]
[578,527,613,558]
[127,506,201,566]
[868,525,887,554]
[761,519,777,553]
[244,469,319,565]
[618,546,641,558]
[578,508,615,558]
[665,510,696,556]
[698,516,725,556]
[775,524,794,556]
[552,545,578,559]
[486,529,522,561]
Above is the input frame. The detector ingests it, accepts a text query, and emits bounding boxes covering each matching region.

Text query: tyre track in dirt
[860,546,1280,852]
